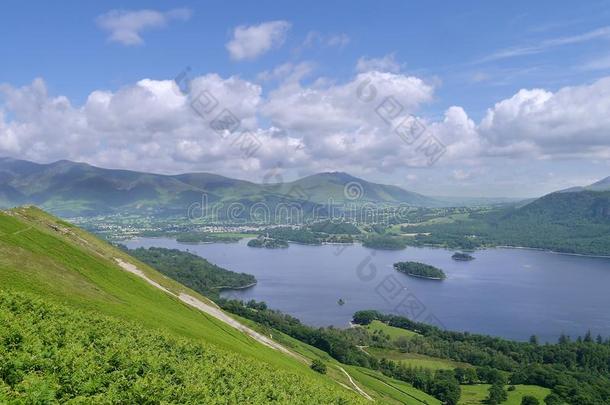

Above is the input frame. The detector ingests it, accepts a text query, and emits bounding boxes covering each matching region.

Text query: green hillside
[407,189,610,255]
[0,206,368,403]
[0,290,358,404]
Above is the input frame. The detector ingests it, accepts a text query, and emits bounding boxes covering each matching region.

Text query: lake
[124,237,610,342]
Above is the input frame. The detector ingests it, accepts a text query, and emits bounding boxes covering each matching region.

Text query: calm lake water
[124,237,610,342]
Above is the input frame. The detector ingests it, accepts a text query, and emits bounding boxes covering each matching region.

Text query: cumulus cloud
[1,71,609,180]
[478,77,610,158]
[96,8,192,45]
[0,76,265,174]
[226,21,291,60]
[263,70,433,132]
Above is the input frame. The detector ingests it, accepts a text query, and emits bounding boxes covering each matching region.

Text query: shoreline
[122,235,610,259]
[494,245,610,259]
[403,272,444,280]
[395,270,444,280]
[216,282,257,291]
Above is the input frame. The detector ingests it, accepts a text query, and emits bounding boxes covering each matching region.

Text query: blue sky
[1,0,610,197]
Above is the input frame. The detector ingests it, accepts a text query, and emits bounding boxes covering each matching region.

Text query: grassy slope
[364,321,470,371]
[458,384,550,404]
[345,366,442,405]
[365,320,419,340]
[0,207,364,401]
[0,290,361,404]
[367,348,471,371]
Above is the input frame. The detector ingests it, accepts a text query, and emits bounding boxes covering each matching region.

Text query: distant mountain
[271,172,437,206]
[557,176,610,193]
[0,158,442,217]
[586,176,610,192]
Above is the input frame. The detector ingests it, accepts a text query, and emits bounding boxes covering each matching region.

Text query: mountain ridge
[2,157,607,218]
[0,158,441,216]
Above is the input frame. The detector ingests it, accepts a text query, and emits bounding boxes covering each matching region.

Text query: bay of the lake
[124,237,610,342]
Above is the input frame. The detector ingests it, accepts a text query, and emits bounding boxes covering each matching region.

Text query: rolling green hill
[0,158,441,217]
[0,206,370,403]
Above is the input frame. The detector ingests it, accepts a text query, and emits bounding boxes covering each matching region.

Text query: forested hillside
[126,247,256,299]
[408,190,610,255]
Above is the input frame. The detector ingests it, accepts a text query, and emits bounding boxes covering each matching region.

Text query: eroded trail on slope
[115,258,372,400]
[115,258,298,358]
[338,366,374,401]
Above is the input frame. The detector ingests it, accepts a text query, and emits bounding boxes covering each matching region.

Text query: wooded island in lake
[452,252,475,261]
[393,261,447,280]
[247,237,289,249]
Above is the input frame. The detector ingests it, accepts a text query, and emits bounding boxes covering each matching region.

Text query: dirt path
[177,292,297,358]
[5,225,33,236]
[115,258,372,401]
[357,345,371,356]
[115,259,301,359]
[337,366,374,401]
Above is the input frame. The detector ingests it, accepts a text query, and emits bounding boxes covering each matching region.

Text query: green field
[367,347,470,371]
[365,320,419,340]
[459,384,550,405]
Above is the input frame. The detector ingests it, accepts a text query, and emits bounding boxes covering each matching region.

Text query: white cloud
[1,71,609,182]
[256,62,315,83]
[226,21,291,61]
[327,33,350,48]
[303,31,350,48]
[479,26,610,63]
[0,76,265,174]
[478,77,610,158]
[262,70,434,136]
[0,112,19,154]
[96,8,192,46]
[430,106,481,162]
[356,54,402,73]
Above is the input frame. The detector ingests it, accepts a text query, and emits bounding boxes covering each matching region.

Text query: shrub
[310,359,327,374]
